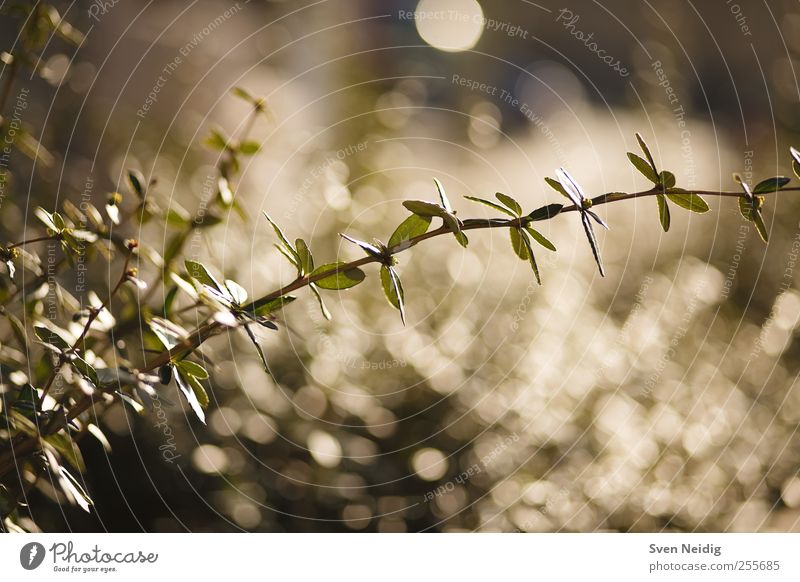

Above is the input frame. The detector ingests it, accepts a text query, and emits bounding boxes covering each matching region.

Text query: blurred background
[3,0,800,532]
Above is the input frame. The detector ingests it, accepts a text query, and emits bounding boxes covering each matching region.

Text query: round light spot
[414,0,484,53]
[308,430,343,468]
[411,448,448,481]
[192,444,229,474]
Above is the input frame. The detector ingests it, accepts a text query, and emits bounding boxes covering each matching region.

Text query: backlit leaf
[264,213,300,264]
[495,192,522,216]
[311,262,366,290]
[433,178,453,213]
[635,132,657,172]
[251,295,297,316]
[175,360,209,380]
[509,227,528,260]
[519,230,541,285]
[185,260,224,295]
[627,152,658,183]
[402,200,445,217]
[544,177,570,199]
[464,196,516,217]
[524,226,556,251]
[340,233,384,259]
[380,265,405,325]
[388,214,431,249]
[295,238,314,275]
[753,176,790,194]
[175,367,206,423]
[310,284,331,320]
[665,190,710,213]
[656,193,670,232]
[528,203,564,222]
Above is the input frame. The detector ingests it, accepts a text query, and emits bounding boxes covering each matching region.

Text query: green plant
[1,5,799,532]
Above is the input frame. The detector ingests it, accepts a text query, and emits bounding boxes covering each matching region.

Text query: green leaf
[56,464,92,512]
[656,193,670,232]
[495,192,522,216]
[204,129,228,151]
[659,171,676,189]
[402,200,445,217]
[455,231,469,247]
[580,213,606,277]
[251,295,297,316]
[185,260,223,292]
[264,213,300,264]
[175,367,206,423]
[380,266,405,325]
[239,141,261,155]
[185,373,210,409]
[232,86,254,103]
[524,226,556,251]
[520,230,541,285]
[175,360,209,380]
[464,196,516,217]
[45,432,85,473]
[509,227,529,260]
[752,176,790,194]
[295,238,314,275]
[753,211,769,243]
[340,234,385,259]
[627,152,658,183]
[635,133,657,172]
[242,323,270,374]
[433,178,453,213]
[739,196,754,221]
[127,169,146,198]
[224,279,248,304]
[311,262,366,290]
[388,213,432,249]
[528,203,564,221]
[275,244,301,270]
[34,324,71,352]
[309,283,331,320]
[544,177,570,199]
[34,207,60,232]
[665,190,710,213]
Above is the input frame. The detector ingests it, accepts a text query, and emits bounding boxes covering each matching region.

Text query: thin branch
[7,234,60,249]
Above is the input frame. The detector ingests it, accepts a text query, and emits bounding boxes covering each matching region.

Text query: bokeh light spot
[414,0,484,53]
